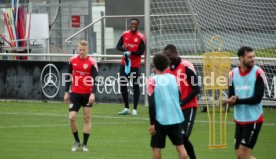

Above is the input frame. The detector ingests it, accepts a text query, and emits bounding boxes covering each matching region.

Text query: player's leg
[131,68,140,115]
[237,145,253,159]
[236,123,262,159]
[152,148,161,159]
[118,65,130,115]
[68,93,82,151]
[151,122,166,159]
[175,145,188,159]
[234,124,242,159]
[181,108,197,159]
[81,94,92,151]
[82,106,91,151]
[69,111,79,137]
[168,124,188,159]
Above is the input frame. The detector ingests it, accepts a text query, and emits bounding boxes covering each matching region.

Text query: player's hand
[124,51,131,57]
[149,125,156,136]
[88,93,95,105]
[64,92,70,104]
[124,44,130,50]
[223,96,237,106]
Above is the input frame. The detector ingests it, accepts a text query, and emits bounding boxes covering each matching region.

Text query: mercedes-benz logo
[40,64,60,98]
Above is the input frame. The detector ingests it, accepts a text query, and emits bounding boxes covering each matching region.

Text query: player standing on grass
[164,44,200,159]
[116,18,145,115]
[147,54,188,159]
[64,40,98,152]
[224,46,266,159]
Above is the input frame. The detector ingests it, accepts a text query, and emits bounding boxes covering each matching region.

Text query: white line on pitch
[0,121,145,129]
[0,112,276,126]
[0,124,68,129]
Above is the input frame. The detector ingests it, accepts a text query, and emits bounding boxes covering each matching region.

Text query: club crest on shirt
[134,38,138,43]
[177,69,182,74]
[83,64,88,69]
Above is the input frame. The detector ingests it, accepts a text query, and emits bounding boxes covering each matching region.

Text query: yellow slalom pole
[224,103,229,148]
[219,89,223,145]
[212,88,215,146]
[205,89,212,147]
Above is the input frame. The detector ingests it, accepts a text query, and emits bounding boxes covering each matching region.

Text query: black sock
[183,138,196,159]
[73,131,80,143]
[121,85,129,108]
[133,83,140,110]
[83,133,90,146]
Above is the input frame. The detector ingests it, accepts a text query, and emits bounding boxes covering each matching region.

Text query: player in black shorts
[225,46,266,159]
[147,54,187,159]
[64,41,98,152]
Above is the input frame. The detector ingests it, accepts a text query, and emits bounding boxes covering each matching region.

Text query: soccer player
[164,44,200,159]
[147,53,188,159]
[64,40,98,152]
[224,46,266,159]
[116,18,145,115]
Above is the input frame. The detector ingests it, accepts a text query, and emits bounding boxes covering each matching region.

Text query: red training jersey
[69,55,98,94]
[120,30,145,68]
[165,60,198,110]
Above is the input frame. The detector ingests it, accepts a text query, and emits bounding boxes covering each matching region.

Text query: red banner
[72,15,80,28]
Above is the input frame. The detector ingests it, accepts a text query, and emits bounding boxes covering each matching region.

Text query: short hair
[164,44,177,53]
[78,40,89,47]
[153,53,169,72]
[238,46,253,57]
[130,18,139,24]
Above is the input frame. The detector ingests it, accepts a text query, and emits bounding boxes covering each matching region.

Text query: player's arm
[180,66,200,106]
[64,62,73,103]
[148,92,157,135]
[224,71,237,105]
[87,63,99,105]
[235,74,265,105]
[65,62,73,92]
[147,78,157,135]
[148,93,157,125]
[228,82,235,98]
[116,35,126,52]
[131,40,145,56]
[91,64,99,94]
[228,70,235,97]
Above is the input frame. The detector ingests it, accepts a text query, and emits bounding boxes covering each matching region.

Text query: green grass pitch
[0,101,275,159]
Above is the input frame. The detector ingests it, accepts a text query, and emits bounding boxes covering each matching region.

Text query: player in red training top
[64,40,98,152]
[116,18,145,115]
[164,44,200,159]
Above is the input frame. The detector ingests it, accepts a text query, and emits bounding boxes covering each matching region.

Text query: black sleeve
[235,74,265,105]
[116,36,126,52]
[65,62,72,92]
[228,81,235,98]
[91,65,99,94]
[148,93,156,125]
[131,40,145,56]
[180,66,200,106]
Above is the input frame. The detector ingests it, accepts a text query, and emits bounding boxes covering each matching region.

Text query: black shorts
[69,93,92,112]
[234,122,262,150]
[151,122,183,148]
[119,65,141,86]
[181,108,197,138]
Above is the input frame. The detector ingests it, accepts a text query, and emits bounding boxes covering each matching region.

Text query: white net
[0,11,5,35]
[150,0,276,101]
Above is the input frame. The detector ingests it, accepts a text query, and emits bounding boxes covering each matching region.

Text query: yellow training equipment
[202,35,231,149]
